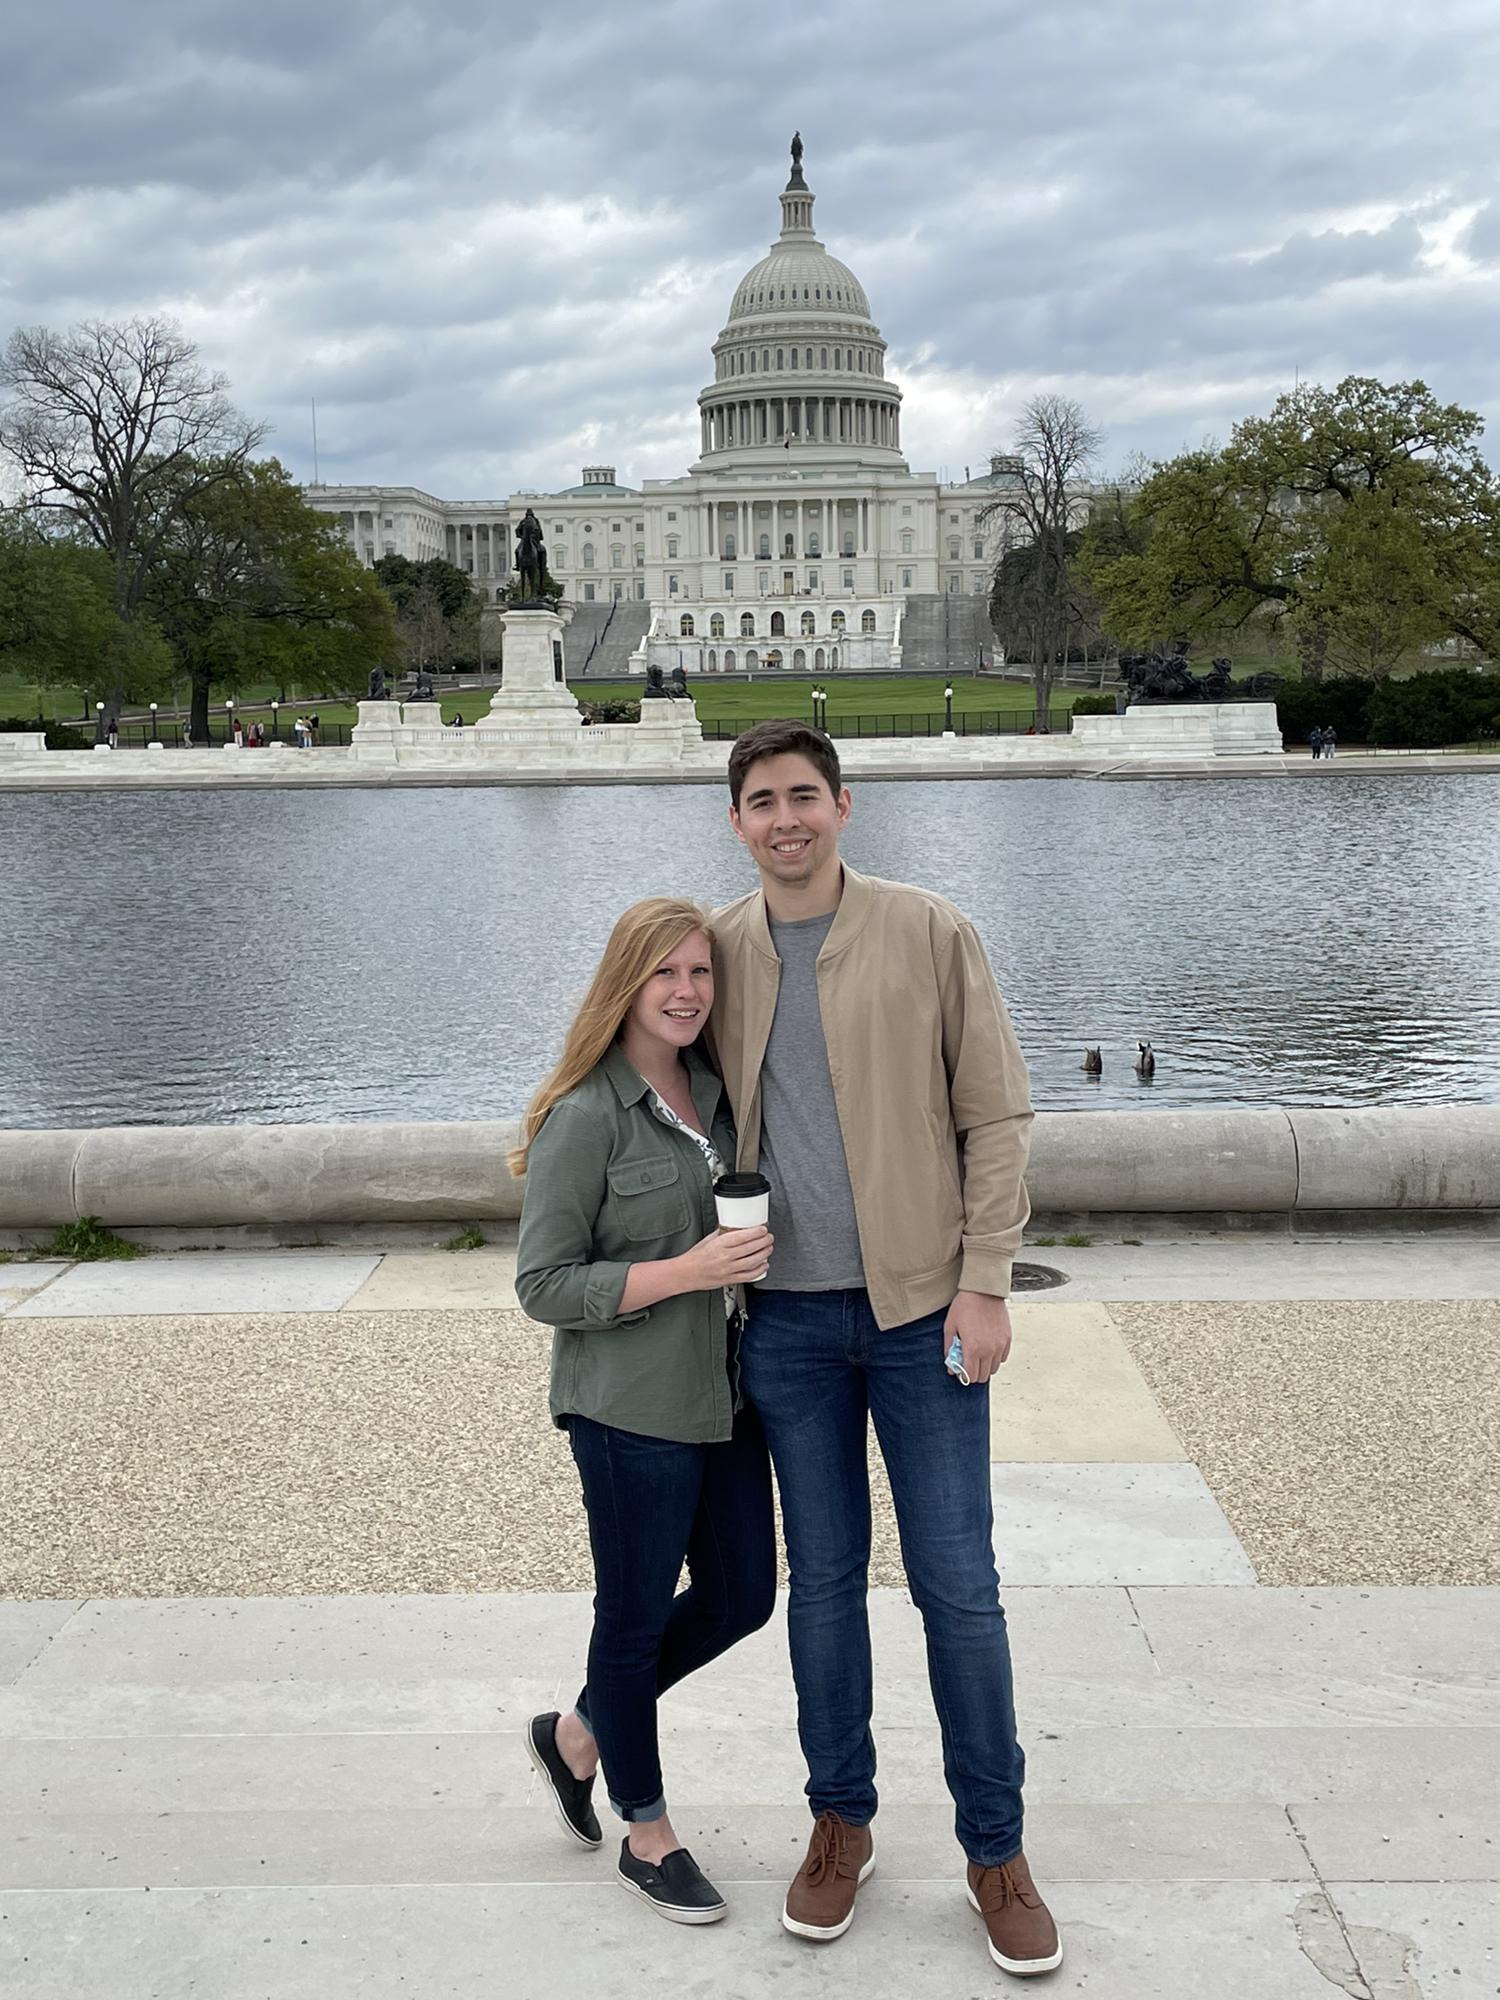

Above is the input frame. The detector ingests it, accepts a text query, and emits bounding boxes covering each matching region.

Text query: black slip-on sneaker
[524,1711,602,1849]
[617,1840,728,1925]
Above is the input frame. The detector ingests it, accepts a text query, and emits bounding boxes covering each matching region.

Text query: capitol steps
[561,601,652,679]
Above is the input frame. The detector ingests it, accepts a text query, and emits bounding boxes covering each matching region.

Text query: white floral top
[649,1088,737,1323]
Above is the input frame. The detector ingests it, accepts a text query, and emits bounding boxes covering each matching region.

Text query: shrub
[580,699,641,724]
[0,715,92,750]
[1366,668,1500,748]
[1273,677,1372,745]
[1069,693,1119,719]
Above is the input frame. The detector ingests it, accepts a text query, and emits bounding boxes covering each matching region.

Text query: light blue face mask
[945,1335,971,1386]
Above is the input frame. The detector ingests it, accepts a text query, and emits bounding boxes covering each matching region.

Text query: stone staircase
[561,601,652,679]
[898,594,996,674]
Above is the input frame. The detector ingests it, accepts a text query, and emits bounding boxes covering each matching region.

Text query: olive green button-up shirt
[515,1042,741,1445]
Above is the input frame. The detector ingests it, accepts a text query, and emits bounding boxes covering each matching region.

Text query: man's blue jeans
[743,1289,1025,1866]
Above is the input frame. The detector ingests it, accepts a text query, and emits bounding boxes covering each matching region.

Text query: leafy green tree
[142,458,398,741]
[0,318,264,723]
[373,554,482,674]
[1082,378,1500,680]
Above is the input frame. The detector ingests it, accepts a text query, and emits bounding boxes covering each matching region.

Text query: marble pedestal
[473,608,580,736]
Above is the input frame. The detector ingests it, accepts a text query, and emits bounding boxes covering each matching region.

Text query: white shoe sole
[965,1884,1064,1974]
[781,1854,877,1940]
[617,1867,728,1925]
[523,1723,603,1850]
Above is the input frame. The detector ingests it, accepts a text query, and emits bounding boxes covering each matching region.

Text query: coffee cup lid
[714,1172,771,1198]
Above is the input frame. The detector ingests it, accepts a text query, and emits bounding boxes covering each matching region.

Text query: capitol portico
[308,141,1048,675]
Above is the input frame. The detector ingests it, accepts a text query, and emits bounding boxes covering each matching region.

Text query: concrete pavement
[2,1237,1497,1996]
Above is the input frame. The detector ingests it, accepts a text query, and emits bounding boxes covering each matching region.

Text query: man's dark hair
[728,719,843,809]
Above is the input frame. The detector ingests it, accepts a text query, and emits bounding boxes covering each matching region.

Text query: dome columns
[699,391,901,457]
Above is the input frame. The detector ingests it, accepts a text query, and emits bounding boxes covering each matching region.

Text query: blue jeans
[743,1289,1025,1865]
[568,1405,776,1822]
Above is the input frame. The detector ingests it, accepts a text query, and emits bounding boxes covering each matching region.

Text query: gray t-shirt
[756,910,866,1291]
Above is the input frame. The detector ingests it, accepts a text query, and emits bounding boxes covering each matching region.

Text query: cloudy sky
[3,0,1497,501]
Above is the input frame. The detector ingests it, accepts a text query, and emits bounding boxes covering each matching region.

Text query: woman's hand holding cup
[681,1224,775,1290]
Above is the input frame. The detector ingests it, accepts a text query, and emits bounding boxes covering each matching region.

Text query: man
[711,719,1061,1978]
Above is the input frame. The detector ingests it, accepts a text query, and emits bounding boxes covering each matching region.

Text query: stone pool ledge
[3,1104,1497,1240]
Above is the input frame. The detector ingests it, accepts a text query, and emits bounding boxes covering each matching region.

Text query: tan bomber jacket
[711,864,1033,1330]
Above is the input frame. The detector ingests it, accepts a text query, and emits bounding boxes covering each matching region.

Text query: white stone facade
[305,145,1077,667]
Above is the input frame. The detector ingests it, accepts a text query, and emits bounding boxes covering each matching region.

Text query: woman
[513,898,776,1926]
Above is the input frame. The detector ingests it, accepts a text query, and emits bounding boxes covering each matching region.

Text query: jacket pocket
[607,1154,692,1242]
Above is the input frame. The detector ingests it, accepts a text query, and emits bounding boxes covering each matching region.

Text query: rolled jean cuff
[612,1790,667,1824]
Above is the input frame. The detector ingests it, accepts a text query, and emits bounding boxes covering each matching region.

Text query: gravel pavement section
[0,1309,905,1598]
[1113,1299,1500,1586]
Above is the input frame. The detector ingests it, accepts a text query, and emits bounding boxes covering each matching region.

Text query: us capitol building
[307,140,1032,677]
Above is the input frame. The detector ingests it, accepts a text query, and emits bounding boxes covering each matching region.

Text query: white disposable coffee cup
[714,1172,771,1281]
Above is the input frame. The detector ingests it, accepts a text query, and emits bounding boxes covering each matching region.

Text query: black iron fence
[699,708,1076,741]
[93,718,352,749]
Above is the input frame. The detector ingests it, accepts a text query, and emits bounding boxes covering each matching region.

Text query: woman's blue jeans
[742,1289,1026,1866]
[568,1403,776,1822]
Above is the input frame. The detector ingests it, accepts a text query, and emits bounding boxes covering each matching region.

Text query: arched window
[783,533,794,557]
[749,352,756,372]
[808,533,820,556]
[776,348,784,369]
[770,610,785,636]
[834,350,842,370]
[707,649,717,671]
[758,534,770,558]
[830,646,839,668]
[710,613,725,639]
[746,648,759,669]
[842,531,855,556]
[767,649,784,668]
[831,610,845,633]
[763,348,770,369]
[582,543,595,568]
[814,647,825,670]
[740,611,755,637]
[666,536,679,559]
[820,347,828,367]
[801,611,816,636]
[790,348,798,368]
[861,609,876,635]
[949,538,960,559]
[723,534,736,560]
[555,547,566,568]
[900,531,913,554]
[611,545,623,567]
[724,649,736,670]
[793,648,806,670]
[680,614,694,637]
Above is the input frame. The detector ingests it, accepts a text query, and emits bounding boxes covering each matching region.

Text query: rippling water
[4,775,1498,1127]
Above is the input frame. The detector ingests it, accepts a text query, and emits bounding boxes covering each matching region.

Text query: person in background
[1309,726,1324,760]
[1322,725,1337,760]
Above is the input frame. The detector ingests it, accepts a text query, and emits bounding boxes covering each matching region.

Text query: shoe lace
[804,1813,852,1887]
[974,1861,1041,1916]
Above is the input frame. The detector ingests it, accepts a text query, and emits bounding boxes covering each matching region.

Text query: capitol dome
[695,139,903,470]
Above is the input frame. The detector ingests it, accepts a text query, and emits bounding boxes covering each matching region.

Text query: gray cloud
[3,0,1499,496]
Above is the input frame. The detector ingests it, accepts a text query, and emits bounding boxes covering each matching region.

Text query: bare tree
[0,317,264,720]
[980,394,1103,719]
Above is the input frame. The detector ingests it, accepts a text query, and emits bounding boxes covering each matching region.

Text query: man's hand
[942,1290,1013,1384]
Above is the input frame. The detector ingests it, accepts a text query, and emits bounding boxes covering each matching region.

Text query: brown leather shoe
[782,1811,875,1940]
[966,1852,1062,1975]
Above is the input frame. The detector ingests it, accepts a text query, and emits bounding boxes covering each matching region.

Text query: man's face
[729,752,851,889]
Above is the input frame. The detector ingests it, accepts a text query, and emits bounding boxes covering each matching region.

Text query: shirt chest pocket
[607,1155,692,1242]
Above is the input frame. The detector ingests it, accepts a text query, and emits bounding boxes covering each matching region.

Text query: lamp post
[94,701,105,746]
[148,702,160,743]
[943,682,955,736]
[270,700,280,742]
[225,698,235,747]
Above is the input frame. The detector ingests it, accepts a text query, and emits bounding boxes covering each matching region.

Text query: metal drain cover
[1011,1262,1068,1291]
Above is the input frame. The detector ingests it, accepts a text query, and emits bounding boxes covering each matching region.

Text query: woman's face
[625,928,714,1055]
